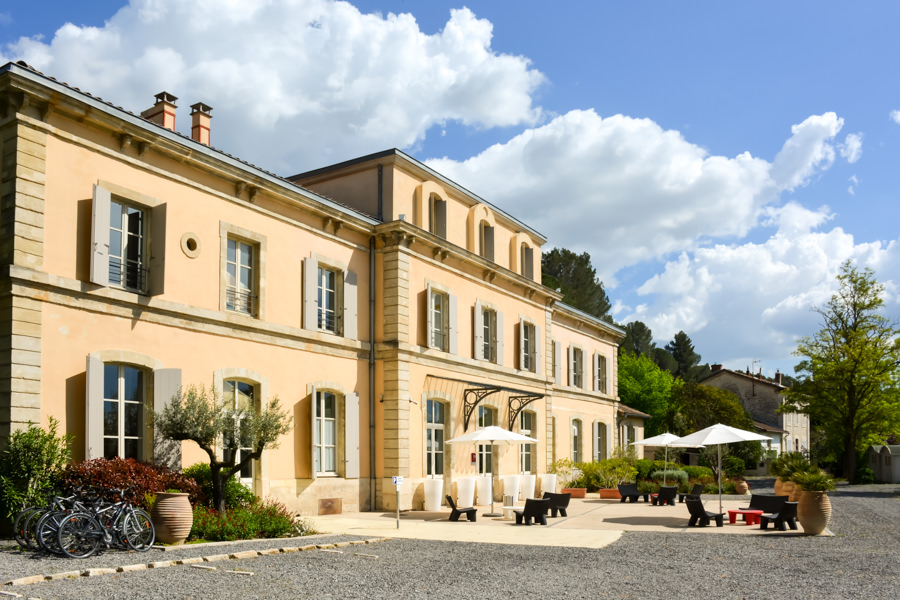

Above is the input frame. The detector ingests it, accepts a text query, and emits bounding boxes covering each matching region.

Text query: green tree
[618,352,674,436]
[665,382,754,435]
[153,385,292,512]
[665,330,707,381]
[542,248,611,321]
[0,417,72,518]
[620,321,656,357]
[784,261,900,482]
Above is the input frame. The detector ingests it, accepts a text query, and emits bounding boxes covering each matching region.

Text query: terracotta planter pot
[151,492,193,545]
[797,490,832,535]
[773,477,784,496]
[735,480,749,495]
[561,487,587,499]
[780,479,796,499]
[597,488,621,499]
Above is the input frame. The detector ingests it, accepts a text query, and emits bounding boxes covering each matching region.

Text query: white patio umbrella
[674,423,770,513]
[631,432,698,485]
[446,426,538,517]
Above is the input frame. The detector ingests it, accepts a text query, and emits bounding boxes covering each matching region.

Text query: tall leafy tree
[784,261,900,482]
[618,352,674,436]
[620,321,656,357]
[542,248,611,321]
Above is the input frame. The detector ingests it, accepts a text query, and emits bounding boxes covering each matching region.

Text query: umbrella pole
[718,445,723,514]
[663,446,668,486]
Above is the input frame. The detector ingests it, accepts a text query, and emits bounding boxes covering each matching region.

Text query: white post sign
[392,476,404,529]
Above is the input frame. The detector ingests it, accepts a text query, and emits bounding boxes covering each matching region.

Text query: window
[429,194,447,239]
[477,406,495,475]
[552,340,561,384]
[303,256,358,339]
[103,364,145,460]
[86,352,181,464]
[426,400,445,476]
[313,390,338,475]
[309,386,360,479]
[226,238,255,314]
[520,243,534,279]
[594,354,608,394]
[426,284,457,353]
[593,421,607,461]
[474,302,503,363]
[90,183,166,295]
[223,379,256,484]
[569,346,584,388]
[478,221,494,261]
[572,419,582,463]
[519,411,536,473]
[519,319,541,374]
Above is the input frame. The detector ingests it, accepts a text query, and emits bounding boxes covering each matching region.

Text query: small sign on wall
[471,452,477,465]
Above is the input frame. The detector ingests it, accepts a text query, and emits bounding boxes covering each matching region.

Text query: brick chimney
[190,102,213,146]
[711,364,722,372]
[775,370,783,385]
[140,92,178,130]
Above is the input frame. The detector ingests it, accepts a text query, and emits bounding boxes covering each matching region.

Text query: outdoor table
[501,505,518,520]
[727,509,764,525]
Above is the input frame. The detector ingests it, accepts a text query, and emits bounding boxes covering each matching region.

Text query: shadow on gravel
[831,489,900,499]
[602,516,685,528]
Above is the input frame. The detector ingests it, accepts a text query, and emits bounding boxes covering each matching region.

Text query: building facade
[0,62,635,515]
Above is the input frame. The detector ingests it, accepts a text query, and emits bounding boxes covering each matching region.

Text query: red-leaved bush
[60,457,203,510]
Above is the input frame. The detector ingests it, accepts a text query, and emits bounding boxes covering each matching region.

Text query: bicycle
[56,487,155,558]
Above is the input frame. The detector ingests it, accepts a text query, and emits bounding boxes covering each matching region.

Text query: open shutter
[495,311,504,366]
[343,269,358,340]
[85,354,104,459]
[148,203,167,295]
[582,350,589,390]
[153,368,182,468]
[534,325,542,376]
[553,341,562,383]
[309,386,318,480]
[518,319,526,370]
[344,393,360,479]
[90,185,111,286]
[473,301,484,360]
[425,284,435,349]
[593,421,600,461]
[567,346,574,386]
[448,293,458,355]
[593,354,599,391]
[303,257,318,331]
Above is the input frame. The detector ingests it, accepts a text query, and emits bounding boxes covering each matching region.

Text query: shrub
[189,498,297,541]
[651,469,687,485]
[855,465,875,485]
[59,458,202,511]
[577,458,638,490]
[723,455,745,479]
[704,479,737,494]
[0,417,72,519]
[681,465,715,481]
[549,458,582,488]
[793,468,836,492]
[183,463,257,509]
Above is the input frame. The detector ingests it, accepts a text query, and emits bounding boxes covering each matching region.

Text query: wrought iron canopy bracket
[507,394,543,431]
[462,386,502,431]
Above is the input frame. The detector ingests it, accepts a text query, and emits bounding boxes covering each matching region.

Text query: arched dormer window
[466,204,496,261]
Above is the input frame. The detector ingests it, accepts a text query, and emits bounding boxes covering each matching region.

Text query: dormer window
[429,194,447,239]
[479,221,494,261]
[520,243,534,279]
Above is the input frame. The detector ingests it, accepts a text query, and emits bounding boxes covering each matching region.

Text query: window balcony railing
[109,258,148,292]
[226,287,256,315]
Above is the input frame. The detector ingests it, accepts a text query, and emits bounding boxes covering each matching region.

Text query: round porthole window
[181,232,201,258]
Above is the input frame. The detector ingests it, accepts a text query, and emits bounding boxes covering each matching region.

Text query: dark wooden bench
[445,495,477,522]
[760,500,798,531]
[686,497,724,527]
[651,485,678,506]
[542,491,572,517]
[678,484,704,503]
[617,483,648,503]
[740,494,788,514]
[514,497,550,526]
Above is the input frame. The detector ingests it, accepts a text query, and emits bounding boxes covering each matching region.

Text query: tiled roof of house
[617,404,650,419]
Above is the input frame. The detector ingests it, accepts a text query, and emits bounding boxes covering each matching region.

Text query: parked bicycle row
[12,486,156,558]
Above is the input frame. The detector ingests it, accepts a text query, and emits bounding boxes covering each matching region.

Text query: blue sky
[4,1,900,377]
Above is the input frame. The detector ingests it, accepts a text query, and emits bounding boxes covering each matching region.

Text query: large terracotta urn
[151,492,193,545]
[780,479,796,500]
[797,490,832,535]
[735,480,750,495]
[773,477,784,496]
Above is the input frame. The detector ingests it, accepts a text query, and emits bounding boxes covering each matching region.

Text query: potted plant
[550,458,586,498]
[782,453,812,502]
[150,489,194,545]
[792,468,835,535]
[593,458,638,499]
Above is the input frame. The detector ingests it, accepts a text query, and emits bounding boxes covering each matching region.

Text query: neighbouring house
[702,365,808,457]
[867,445,900,483]
[0,61,638,515]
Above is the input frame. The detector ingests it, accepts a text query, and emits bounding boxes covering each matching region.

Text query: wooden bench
[514,497,550,526]
[542,491,572,517]
[740,494,788,515]
[617,483,648,503]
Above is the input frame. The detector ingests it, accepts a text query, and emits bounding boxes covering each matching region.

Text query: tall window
[572,419,582,463]
[477,406,494,475]
[595,354,608,394]
[572,347,584,388]
[426,400,445,476]
[519,411,535,473]
[226,238,255,314]
[223,379,255,483]
[313,391,338,475]
[478,221,494,261]
[103,364,144,460]
[108,200,146,291]
[482,307,497,363]
[522,322,535,372]
[520,243,534,279]
[317,266,338,333]
[431,291,448,351]
[594,422,607,461]
[429,194,447,239]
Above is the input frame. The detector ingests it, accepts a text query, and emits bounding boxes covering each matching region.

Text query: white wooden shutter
[309,386,318,480]
[553,341,562,384]
[343,269,358,340]
[425,284,435,349]
[593,421,601,461]
[448,293,458,354]
[85,354,104,459]
[567,346,574,386]
[473,301,484,360]
[593,353,599,391]
[148,204,167,295]
[90,185,111,286]
[153,368,182,468]
[495,311,504,366]
[303,257,318,330]
[344,393,360,479]
[534,325,542,376]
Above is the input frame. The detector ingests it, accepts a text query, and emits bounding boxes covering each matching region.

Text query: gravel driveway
[2,483,897,599]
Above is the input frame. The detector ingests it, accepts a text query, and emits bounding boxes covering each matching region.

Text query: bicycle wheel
[23,508,49,550]
[123,509,155,551]
[35,510,67,555]
[13,507,42,549]
[57,512,101,559]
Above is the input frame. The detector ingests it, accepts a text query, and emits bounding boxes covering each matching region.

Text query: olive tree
[153,384,291,512]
